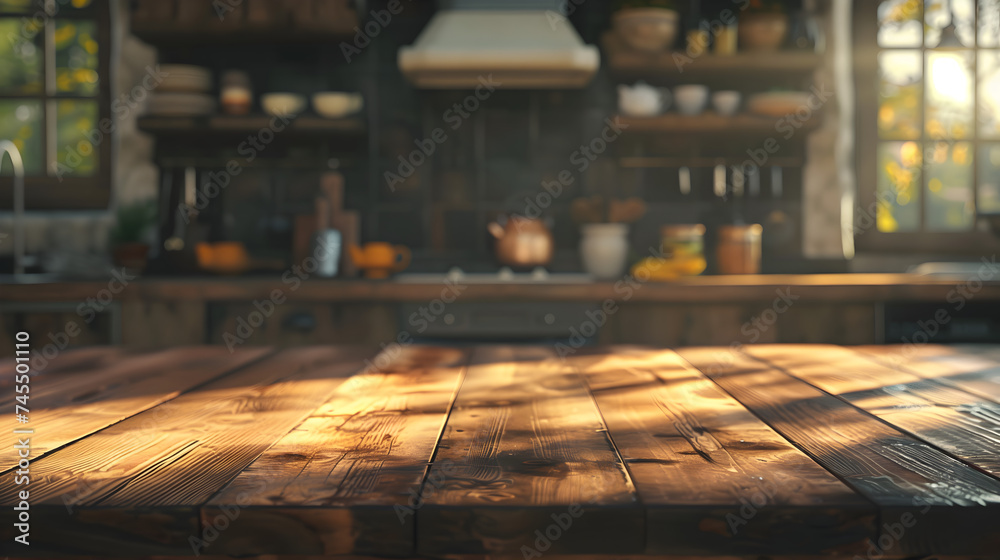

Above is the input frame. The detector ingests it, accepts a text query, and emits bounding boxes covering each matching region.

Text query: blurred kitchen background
[2,0,1000,352]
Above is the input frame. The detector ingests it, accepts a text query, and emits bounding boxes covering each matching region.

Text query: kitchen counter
[3,272,1000,303]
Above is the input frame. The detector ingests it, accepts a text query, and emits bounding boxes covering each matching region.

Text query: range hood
[398,1,599,89]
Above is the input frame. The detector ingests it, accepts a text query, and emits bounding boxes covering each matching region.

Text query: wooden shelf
[616,113,821,135]
[619,155,805,168]
[131,26,356,46]
[602,32,822,84]
[130,0,357,46]
[137,115,366,137]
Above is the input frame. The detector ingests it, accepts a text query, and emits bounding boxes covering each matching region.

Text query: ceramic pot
[739,12,789,51]
[488,217,554,268]
[580,223,629,279]
[613,8,679,52]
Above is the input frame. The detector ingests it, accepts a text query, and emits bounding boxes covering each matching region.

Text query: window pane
[925,0,975,47]
[55,99,98,176]
[980,144,1000,213]
[980,51,1000,138]
[0,0,33,11]
[926,51,973,139]
[55,19,99,96]
[0,100,43,175]
[877,141,922,232]
[879,51,922,139]
[879,0,923,46]
[980,0,1000,46]
[0,18,42,94]
[62,0,94,11]
[925,141,974,230]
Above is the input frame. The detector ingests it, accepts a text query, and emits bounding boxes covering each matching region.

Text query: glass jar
[661,224,705,259]
[716,224,763,274]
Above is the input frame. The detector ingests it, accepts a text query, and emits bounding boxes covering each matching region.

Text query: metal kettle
[487,216,554,267]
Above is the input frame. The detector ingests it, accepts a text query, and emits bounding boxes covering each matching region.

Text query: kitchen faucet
[0,140,26,275]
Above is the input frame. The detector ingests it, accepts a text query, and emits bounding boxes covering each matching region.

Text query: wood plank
[566,346,874,556]
[855,344,1000,405]
[678,346,1000,557]
[0,346,371,556]
[0,346,124,383]
[417,345,643,557]
[120,301,206,349]
[0,346,271,471]
[744,344,1000,478]
[200,345,469,557]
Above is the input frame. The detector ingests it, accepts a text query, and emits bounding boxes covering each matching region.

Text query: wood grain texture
[0,346,370,556]
[200,345,469,557]
[855,344,1000,405]
[745,344,1000,478]
[417,345,643,557]
[0,346,125,384]
[679,346,1000,557]
[3,343,1000,558]
[0,346,271,471]
[121,301,206,349]
[566,346,874,556]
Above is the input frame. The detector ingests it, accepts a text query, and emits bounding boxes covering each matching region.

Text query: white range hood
[398,7,599,89]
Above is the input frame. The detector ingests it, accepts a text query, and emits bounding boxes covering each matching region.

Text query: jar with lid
[716,224,763,274]
[660,224,707,276]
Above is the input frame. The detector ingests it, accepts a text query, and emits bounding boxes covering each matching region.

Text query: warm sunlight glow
[929,54,972,106]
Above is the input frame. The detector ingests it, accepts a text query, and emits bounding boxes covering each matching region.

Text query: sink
[908,262,993,279]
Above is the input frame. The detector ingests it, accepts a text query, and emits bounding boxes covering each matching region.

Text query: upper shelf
[130,0,357,46]
[130,26,356,46]
[137,115,366,137]
[602,32,822,85]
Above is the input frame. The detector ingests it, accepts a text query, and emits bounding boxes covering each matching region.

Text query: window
[855,0,1000,252]
[0,0,111,209]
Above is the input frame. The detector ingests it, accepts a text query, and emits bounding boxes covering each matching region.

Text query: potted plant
[739,0,790,51]
[571,196,646,279]
[109,200,156,274]
[613,0,681,52]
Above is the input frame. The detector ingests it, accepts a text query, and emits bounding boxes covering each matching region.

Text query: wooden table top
[2,344,1000,558]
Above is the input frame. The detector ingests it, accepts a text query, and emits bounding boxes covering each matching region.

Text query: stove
[395,267,594,284]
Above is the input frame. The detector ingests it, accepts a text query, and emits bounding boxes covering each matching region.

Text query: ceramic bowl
[613,8,679,52]
[747,91,812,117]
[739,12,789,51]
[674,85,709,116]
[618,83,668,117]
[312,91,364,118]
[261,92,306,118]
[712,90,742,116]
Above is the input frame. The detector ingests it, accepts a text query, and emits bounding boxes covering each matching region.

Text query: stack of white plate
[148,64,215,117]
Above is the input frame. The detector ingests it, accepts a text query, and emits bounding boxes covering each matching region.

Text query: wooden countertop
[2,343,999,557]
[2,273,1000,303]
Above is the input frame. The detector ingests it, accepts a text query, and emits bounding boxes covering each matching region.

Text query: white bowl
[712,90,742,116]
[261,93,306,118]
[674,85,709,116]
[747,91,813,117]
[312,91,363,118]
